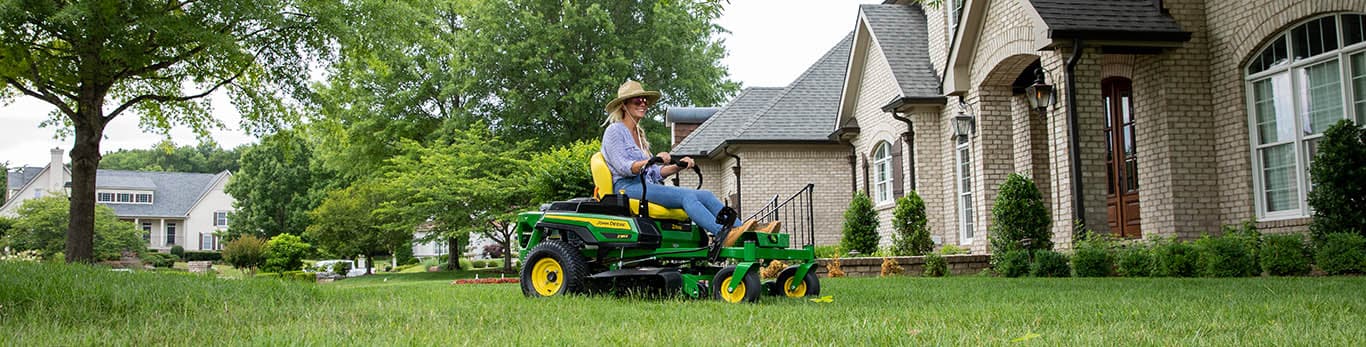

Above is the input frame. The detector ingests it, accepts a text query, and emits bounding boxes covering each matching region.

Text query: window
[97,192,115,202]
[947,0,966,41]
[201,233,216,250]
[34,188,43,198]
[141,222,152,242]
[1246,13,1366,219]
[955,136,974,244]
[165,223,176,246]
[135,193,152,203]
[214,211,229,227]
[872,141,894,203]
[116,193,133,203]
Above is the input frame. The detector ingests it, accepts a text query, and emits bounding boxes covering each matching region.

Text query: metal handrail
[744,184,816,246]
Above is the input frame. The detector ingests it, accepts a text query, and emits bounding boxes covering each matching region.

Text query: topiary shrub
[1315,232,1366,275]
[840,192,880,255]
[1307,120,1366,243]
[996,249,1031,278]
[1193,234,1259,277]
[1260,234,1311,276]
[1030,250,1071,277]
[923,253,948,277]
[989,174,1052,266]
[261,234,311,273]
[1071,237,1113,277]
[1115,243,1153,277]
[891,191,934,256]
[170,245,185,259]
[1150,238,1197,277]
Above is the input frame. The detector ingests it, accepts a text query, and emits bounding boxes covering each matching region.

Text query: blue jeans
[614,178,740,235]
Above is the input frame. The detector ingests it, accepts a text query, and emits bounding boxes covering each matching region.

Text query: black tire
[520,240,589,297]
[712,266,761,303]
[771,265,821,298]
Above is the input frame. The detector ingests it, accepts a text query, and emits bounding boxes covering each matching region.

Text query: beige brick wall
[848,33,911,248]
[728,144,852,246]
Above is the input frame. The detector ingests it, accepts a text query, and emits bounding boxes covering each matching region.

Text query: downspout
[723,146,742,215]
[1065,38,1086,229]
[847,144,857,194]
[890,109,917,191]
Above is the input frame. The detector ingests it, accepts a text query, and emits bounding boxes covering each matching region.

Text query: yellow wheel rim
[531,258,564,296]
[718,276,747,303]
[782,276,807,297]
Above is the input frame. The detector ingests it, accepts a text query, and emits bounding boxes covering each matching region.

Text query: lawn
[2,261,1364,345]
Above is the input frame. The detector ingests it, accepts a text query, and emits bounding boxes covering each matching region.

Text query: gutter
[888,108,917,191]
[1065,38,1086,229]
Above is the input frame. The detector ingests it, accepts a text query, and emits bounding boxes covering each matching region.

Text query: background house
[3,148,234,252]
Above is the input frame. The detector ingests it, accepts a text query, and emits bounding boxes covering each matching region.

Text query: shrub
[282,270,316,282]
[458,257,473,270]
[1260,234,1310,276]
[813,245,840,259]
[1194,234,1259,277]
[840,192,880,255]
[1071,237,1113,277]
[1115,244,1153,277]
[8,196,144,261]
[923,253,948,277]
[891,191,934,256]
[331,261,352,276]
[761,260,787,279]
[182,251,223,262]
[989,174,1052,265]
[1150,238,1197,277]
[170,245,185,259]
[938,244,969,255]
[1307,120,1366,243]
[996,249,1031,278]
[525,140,599,202]
[1315,232,1366,275]
[879,257,904,277]
[827,252,846,278]
[222,235,266,274]
[140,252,176,268]
[1031,250,1071,277]
[261,234,311,273]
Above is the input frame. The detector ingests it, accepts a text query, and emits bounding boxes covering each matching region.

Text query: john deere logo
[769,234,778,243]
[548,216,631,230]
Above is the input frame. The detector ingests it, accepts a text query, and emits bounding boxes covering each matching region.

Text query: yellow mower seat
[590,152,690,220]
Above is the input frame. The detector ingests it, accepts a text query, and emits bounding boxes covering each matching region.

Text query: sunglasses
[628,97,650,107]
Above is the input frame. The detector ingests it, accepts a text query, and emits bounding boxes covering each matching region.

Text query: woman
[599,80,752,241]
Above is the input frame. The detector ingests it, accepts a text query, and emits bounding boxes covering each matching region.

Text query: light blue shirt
[601,122,663,184]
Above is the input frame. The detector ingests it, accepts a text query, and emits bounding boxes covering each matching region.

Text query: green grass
[3,261,1365,345]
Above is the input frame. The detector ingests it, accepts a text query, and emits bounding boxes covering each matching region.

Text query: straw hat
[604,80,661,113]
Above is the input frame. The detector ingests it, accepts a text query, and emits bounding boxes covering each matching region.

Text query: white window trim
[213,211,229,227]
[1245,13,1366,221]
[872,141,894,204]
[955,137,974,245]
[96,190,154,205]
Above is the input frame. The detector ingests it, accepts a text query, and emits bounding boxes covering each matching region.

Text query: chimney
[49,148,64,192]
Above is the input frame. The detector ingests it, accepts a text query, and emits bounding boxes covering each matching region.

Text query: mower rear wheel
[520,240,588,297]
[771,266,821,298]
[712,266,761,303]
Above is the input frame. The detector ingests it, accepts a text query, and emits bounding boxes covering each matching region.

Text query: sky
[0,0,879,168]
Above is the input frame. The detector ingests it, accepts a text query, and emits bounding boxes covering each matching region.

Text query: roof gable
[732,32,855,142]
[857,4,940,98]
[672,87,786,156]
[96,170,223,217]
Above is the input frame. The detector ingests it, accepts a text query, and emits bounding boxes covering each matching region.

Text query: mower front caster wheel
[771,266,821,298]
[520,240,588,297]
[712,266,761,303]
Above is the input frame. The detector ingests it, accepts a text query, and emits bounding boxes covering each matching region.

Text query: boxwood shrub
[923,253,948,277]
[1194,234,1259,277]
[1030,250,1071,277]
[182,251,222,262]
[1071,239,1113,277]
[1151,238,1197,277]
[1260,234,1311,276]
[1115,244,1153,277]
[140,252,176,268]
[1315,232,1366,275]
[996,249,1031,278]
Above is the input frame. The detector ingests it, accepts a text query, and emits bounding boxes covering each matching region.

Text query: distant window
[201,233,216,250]
[34,189,43,198]
[97,192,115,202]
[142,222,152,242]
[135,193,152,204]
[116,193,133,203]
[948,0,966,40]
[872,141,894,203]
[956,136,975,244]
[165,223,176,246]
[214,211,229,227]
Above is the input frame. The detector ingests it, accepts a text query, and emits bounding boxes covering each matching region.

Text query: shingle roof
[858,4,941,98]
[95,170,225,218]
[1029,0,1190,41]
[665,107,721,124]
[672,87,786,156]
[7,167,43,192]
[732,32,855,142]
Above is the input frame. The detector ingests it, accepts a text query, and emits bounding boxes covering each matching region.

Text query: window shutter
[891,138,905,198]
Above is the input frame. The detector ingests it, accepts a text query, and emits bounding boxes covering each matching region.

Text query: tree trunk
[66,105,105,263]
[365,251,374,274]
[446,237,461,270]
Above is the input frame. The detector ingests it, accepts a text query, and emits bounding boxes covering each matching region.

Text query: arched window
[872,141,894,203]
[1246,13,1366,220]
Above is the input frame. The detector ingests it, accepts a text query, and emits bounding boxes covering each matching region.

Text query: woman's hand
[677,156,695,169]
[656,152,672,165]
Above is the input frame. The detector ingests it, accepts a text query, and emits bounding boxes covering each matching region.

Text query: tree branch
[3,77,76,117]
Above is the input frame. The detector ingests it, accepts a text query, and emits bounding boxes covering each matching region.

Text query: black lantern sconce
[952,97,976,140]
[1024,67,1056,113]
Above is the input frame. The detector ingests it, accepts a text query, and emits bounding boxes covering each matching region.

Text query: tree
[458,0,739,147]
[225,130,320,238]
[261,233,311,273]
[841,192,880,255]
[524,140,600,203]
[989,173,1052,265]
[100,140,242,173]
[0,0,327,262]
[6,196,142,261]
[222,235,266,275]
[891,191,934,256]
[306,183,410,274]
[1308,120,1366,242]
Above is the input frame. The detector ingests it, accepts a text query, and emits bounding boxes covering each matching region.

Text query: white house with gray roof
[3,148,234,252]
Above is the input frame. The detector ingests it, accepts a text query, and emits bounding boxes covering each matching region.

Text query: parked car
[311,260,367,278]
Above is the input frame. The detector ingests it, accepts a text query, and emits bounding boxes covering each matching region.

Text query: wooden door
[1103,78,1141,238]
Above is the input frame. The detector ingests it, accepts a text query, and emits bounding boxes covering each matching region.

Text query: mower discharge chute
[516,152,820,303]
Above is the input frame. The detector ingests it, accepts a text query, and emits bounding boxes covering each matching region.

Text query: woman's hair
[604,105,651,154]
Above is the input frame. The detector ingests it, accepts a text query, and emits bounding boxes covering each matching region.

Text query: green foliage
[1115,244,1153,277]
[170,245,185,259]
[226,131,325,239]
[331,261,352,277]
[1150,238,1197,277]
[223,235,267,274]
[989,174,1052,261]
[182,251,223,262]
[840,192,880,255]
[524,140,600,202]
[306,182,409,266]
[0,216,15,241]
[261,234,311,273]
[1031,250,1071,277]
[891,191,933,256]
[140,252,176,268]
[457,258,474,270]
[1260,234,1311,276]
[923,253,948,277]
[996,250,1031,278]
[813,245,841,259]
[1315,233,1366,275]
[100,140,242,173]
[1308,120,1366,242]
[1194,234,1259,277]
[937,244,969,255]
[1071,237,1113,277]
[6,197,143,261]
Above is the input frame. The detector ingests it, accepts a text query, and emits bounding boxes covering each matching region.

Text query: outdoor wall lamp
[63,181,72,200]
[1025,67,1056,113]
[952,98,976,140]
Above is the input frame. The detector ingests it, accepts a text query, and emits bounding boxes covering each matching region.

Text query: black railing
[745,184,815,247]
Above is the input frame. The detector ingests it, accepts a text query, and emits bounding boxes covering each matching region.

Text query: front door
[1103,77,1141,238]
